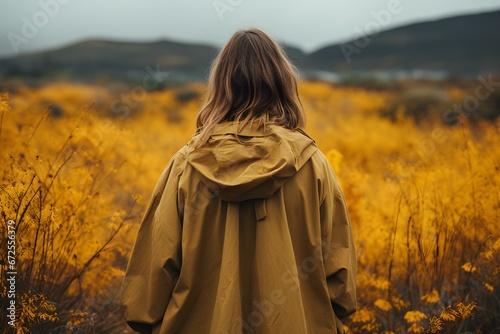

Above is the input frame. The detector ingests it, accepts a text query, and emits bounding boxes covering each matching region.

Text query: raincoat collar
[185,121,317,202]
[210,120,274,137]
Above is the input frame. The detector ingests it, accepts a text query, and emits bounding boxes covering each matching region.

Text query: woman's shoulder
[156,146,189,180]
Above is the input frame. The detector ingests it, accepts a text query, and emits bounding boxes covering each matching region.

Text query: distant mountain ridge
[0,10,499,82]
[0,39,219,82]
[303,9,500,76]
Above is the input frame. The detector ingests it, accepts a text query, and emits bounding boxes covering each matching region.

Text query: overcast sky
[1,0,500,59]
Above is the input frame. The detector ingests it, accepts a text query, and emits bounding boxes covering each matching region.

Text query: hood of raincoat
[185,121,317,202]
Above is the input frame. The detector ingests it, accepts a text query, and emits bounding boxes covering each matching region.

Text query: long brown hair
[194,28,306,148]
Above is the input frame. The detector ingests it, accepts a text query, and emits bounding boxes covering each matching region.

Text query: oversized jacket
[119,120,357,334]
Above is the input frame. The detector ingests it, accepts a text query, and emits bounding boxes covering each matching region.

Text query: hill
[303,9,500,76]
[0,39,218,82]
[0,10,499,82]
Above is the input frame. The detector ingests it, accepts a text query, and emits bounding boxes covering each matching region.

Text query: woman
[119,28,356,334]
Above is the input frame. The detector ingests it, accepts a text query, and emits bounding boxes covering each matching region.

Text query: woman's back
[119,28,356,334]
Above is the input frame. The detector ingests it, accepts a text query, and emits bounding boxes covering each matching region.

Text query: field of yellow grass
[0,80,499,333]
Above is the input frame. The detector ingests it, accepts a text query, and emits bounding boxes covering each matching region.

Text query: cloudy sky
[1,0,500,59]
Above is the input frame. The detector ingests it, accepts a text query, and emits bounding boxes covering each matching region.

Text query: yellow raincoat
[119,121,357,334]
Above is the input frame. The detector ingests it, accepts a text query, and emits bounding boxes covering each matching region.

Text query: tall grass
[0,81,499,333]
[0,92,138,333]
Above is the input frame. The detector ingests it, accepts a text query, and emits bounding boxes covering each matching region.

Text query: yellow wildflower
[440,306,459,321]
[427,316,444,334]
[421,290,440,304]
[374,298,392,311]
[351,308,376,323]
[457,302,476,319]
[0,92,10,113]
[461,262,476,273]
[132,193,143,203]
[404,310,427,323]
[408,323,424,333]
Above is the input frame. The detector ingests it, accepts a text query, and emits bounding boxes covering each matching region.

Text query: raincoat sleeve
[119,154,182,334]
[320,161,357,323]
